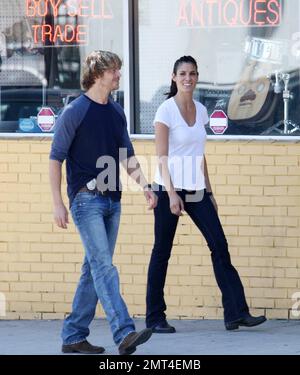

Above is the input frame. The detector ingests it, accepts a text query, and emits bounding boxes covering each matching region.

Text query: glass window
[0,0,124,133]
[135,0,300,136]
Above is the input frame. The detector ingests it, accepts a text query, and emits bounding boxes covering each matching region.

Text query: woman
[146,56,266,333]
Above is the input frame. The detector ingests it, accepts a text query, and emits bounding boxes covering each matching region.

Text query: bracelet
[143,183,152,191]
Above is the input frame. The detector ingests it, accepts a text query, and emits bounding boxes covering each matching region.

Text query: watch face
[86,179,97,190]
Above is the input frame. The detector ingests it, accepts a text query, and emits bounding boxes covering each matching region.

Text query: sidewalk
[0,319,299,355]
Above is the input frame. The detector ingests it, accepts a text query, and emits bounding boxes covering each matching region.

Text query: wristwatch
[206,191,213,196]
[143,183,152,191]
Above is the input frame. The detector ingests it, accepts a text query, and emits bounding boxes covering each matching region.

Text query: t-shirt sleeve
[197,102,209,125]
[119,123,135,161]
[49,102,86,163]
[153,102,171,128]
[111,100,135,161]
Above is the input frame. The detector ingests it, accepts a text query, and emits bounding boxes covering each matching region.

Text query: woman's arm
[155,122,184,216]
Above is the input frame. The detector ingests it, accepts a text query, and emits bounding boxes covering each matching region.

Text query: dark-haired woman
[146,56,266,333]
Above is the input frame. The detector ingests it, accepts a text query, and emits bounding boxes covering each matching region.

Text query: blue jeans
[146,188,249,326]
[62,192,135,345]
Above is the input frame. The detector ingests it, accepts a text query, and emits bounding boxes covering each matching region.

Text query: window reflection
[0,0,123,133]
[136,0,300,136]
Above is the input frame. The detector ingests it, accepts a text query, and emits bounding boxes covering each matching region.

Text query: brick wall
[0,138,300,320]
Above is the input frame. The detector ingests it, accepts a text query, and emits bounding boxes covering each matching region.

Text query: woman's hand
[144,189,158,210]
[169,192,185,216]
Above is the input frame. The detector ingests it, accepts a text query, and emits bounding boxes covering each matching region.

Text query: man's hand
[144,189,157,210]
[53,203,69,229]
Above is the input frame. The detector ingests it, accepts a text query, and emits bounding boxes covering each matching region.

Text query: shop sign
[26,0,114,46]
[210,110,228,135]
[37,107,55,132]
[177,0,282,28]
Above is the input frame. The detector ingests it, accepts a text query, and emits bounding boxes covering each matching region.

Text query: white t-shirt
[154,97,208,191]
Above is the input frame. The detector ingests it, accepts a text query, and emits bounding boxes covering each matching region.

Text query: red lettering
[26,0,36,17]
[176,0,282,28]
[254,0,267,25]
[49,0,63,17]
[39,0,48,17]
[90,0,114,19]
[206,0,221,26]
[239,0,253,26]
[53,24,64,42]
[64,24,76,42]
[76,24,88,44]
[31,23,88,45]
[32,24,40,43]
[42,24,53,43]
[223,0,239,26]
[100,0,114,19]
[266,0,281,25]
[191,0,204,27]
[176,0,190,27]
[26,0,49,17]
[78,0,90,17]
[66,0,78,17]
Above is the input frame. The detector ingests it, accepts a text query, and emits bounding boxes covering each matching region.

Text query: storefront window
[0,0,124,133]
[135,0,300,136]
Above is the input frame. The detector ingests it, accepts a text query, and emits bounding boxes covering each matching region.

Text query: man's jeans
[146,188,249,327]
[62,192,135,345]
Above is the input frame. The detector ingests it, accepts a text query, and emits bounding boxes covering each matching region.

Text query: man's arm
[121,156,157,210]
[49,159,69,229]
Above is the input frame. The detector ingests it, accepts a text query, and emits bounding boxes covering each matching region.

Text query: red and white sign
[209,110,228,135]
[37,107,55,132]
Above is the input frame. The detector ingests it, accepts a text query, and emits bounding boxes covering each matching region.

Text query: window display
[0,0,124,133]
[135,0,300,136]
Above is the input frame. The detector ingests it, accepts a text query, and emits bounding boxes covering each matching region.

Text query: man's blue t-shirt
[49,94,135,206]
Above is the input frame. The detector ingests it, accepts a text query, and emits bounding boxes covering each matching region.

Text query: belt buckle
[86,178,97,191]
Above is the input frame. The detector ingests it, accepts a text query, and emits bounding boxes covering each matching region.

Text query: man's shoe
[152,321,176,333]
[225,314,267,331]
[118,328,152,355]
[62,340,105,354]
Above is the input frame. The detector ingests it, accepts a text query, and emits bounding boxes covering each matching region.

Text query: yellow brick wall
[0,138,300,320]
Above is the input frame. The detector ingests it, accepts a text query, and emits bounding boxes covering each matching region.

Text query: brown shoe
[118,328,152,355]
[62,340,105,354]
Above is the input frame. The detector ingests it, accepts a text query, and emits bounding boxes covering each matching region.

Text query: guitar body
[228,60,278,124]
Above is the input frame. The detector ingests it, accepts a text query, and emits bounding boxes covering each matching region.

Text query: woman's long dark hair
[166,56,198,99]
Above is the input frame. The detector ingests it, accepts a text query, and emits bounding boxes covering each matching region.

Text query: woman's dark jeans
[146,187,249,327]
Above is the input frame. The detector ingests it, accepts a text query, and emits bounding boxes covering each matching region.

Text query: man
[49,50,156,355]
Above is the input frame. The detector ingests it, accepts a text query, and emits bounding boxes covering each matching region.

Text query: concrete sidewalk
[0,319,299,355]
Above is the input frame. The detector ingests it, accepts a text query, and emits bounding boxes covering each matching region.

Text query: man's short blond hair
[81,50,122,91]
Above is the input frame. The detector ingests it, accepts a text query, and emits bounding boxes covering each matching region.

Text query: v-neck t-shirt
[153,97,209,191]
